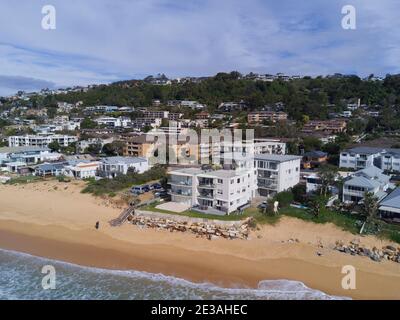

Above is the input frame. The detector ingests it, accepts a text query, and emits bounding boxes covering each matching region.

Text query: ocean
[0,248,349,300]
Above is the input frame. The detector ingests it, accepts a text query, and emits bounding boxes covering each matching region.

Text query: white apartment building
[168,167,256,215]
[95,116,131,128]
[0,146,61,165]
[254,154,302,197]
[340,147,400,172]
[199,138,286,163]
[98,156,149,178]
[8,134,78,148]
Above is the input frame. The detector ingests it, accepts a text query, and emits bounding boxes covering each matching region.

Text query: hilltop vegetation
[40,72,400,121]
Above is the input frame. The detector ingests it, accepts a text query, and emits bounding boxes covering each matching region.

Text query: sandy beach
[0,180,399,299]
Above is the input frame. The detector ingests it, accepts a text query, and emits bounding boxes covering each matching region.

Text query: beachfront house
[63,160,101,179]
[98,156,149,178]
[342,166,393,203]
[0,146,61,166]
[378,187,400,224]
[34,162,66,177]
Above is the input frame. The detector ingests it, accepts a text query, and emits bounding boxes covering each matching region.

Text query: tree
[361,192,379,222]
[48,141,61,152]
[292,184,306,202]
[318,164,338,196]
[102,141,125,156]
[308,195,327,218]
[80,118,97,129]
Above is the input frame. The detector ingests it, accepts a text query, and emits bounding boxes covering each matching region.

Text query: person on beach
[95,221,99,230]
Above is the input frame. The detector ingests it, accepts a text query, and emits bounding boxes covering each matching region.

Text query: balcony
[198,183,216,189]
[170,190,192,197]
[168,179,192,187]
[198,192,214,199]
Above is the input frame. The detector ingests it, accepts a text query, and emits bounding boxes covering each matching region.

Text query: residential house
[35,162,66,177]
[0,146,61,166]
[302,151,328,169]
[340,147,400,172]
[63,160,101,179]
[98,157,149,178]
[378,187,400,224]
[342,166,393,203]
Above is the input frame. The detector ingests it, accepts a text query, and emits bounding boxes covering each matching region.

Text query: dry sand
[0,180,399,299]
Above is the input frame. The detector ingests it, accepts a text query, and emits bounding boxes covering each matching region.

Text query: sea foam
[0,248,350,300]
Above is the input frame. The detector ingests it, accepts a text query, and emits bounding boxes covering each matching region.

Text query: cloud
[0,0,399,95]
[0,75,55,96]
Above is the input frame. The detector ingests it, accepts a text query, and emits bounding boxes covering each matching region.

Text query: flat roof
[0,146,50,153]
[254,154,302,162]
[168,168,206,176]
[101,156,147,165]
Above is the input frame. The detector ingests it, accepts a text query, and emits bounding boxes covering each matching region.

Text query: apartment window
[341,153,347,157]
[295,167,299,172]
[230,179,234,184]
[217,179,223,184]
[217,189,223,195]
[237,178,240,183]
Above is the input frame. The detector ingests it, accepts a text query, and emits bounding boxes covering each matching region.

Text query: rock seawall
[127,214,253,240]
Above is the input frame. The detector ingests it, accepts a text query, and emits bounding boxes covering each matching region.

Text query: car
[257,201,268,209]
[131,185,149,194]
[151,183,162,190]
[156,191,171,200]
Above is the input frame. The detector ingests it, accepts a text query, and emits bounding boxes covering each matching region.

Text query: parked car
[155,191,171,200]
[131,185,150,195]
[257,201,268,209]
[150,183,162,190]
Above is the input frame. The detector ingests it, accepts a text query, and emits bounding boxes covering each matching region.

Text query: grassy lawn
[7,175,44,185]
[279,206,361,234]
[138,202,400,244]
[140,201,246,221]
[140,202,281,224]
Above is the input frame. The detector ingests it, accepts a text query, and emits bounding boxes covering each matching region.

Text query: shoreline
[1,181,400,299]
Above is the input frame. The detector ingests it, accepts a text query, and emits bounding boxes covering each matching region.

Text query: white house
[63,160,101,179]
[0,146,61,166]
[254,154,302,197]
[342,166,393,203]
[98,157,149,178]
[378,187,400,223]
[340,147,400,172]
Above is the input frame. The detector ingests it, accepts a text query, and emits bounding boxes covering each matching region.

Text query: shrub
[273,191,294,208]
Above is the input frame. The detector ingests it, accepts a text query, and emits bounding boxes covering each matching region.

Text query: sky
[0,0,399,95]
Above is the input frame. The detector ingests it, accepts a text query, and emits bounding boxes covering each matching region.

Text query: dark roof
[304,150,327,158]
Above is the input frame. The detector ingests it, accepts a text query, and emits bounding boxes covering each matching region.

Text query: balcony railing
[170,191,192,197]
[198,183,216,189]
[168,180,192,186]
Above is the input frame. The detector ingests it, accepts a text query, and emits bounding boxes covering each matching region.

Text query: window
[230,179,234,184]
[217,189,223,195]
[237,178,240,183]
[217,179,223,184]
